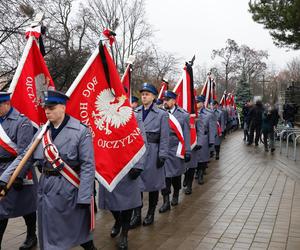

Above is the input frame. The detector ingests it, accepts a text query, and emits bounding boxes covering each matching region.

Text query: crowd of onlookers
[241,99,298,152]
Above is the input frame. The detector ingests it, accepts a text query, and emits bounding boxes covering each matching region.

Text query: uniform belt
[146,132,160,144]
[42,168,60,176]
[0,157,16,163]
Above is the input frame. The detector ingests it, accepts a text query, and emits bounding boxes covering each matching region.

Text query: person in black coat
[247,100,264,146]
[242,100,252,142]
[262,104,279,152]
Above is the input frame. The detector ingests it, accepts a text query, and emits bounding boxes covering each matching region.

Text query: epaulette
[80,122,88,128]
[158,107,167,112]
[178,107,188,113]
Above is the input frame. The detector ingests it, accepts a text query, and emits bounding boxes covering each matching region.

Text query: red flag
[157,79,169,101]
[220,91,227,107]
[173,62,197,149]
[201,74,217,108]
[66,40,146,192]
[121,65,132,99]
[8,26,55,127]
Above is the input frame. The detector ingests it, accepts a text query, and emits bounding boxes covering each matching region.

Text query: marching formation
[0,85,239,250]
[0,25,240,250]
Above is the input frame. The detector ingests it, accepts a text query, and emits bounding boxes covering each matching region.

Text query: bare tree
[131,46,179,91]
[87,0,153,73]
[211,39,240,90]
[287,57,300,83]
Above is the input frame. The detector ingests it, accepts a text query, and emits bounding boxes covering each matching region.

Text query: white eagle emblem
[92,88,133,135]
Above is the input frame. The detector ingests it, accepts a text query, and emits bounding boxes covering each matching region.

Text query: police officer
[220,104,229,139]
[195,95,215,185]
[130,83,169,228]
[98,109,146,250]
[0,90,96,250]
[212,100,225,160]
[131,96,139,109]
[0,92,37,250]
[159,91,191,213]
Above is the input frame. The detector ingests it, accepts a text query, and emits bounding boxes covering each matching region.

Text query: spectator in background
[283,103,298,128]
[247,99,264,146]
[262,104,279,152]
[242,100,252,142]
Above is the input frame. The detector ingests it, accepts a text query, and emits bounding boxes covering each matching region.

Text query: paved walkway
[3,130,300,250]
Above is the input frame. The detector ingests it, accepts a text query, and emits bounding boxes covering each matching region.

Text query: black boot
[194,169,199,179]
[183,174,187,187]
[118,229,128,250]
[143,207,156,226]
[81,240,97,250]
[111,221,121,238]
[198,167,204,185]
[215,152,219,160]
[171,193,179,206]
[159,195,170,213]
[129,207,141,229]
[19,235,37,250]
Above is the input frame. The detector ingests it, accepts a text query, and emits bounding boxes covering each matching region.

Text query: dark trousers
[249,125,261,145]
[263,130,275,150]
[185,168,196,188]
[215,145,221,155]
[141,191,159,208]
[0,212,36,246]
[111,209,133,231]
[161,176,181,196]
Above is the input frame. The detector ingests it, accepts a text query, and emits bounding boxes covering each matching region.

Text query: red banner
[121,65,131,99]
[157,79,169,101]
[8,28,55,127]
[173,64,197,149]
[66,41,145,192]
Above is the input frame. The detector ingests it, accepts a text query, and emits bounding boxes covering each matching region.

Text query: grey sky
[145,0,300,71]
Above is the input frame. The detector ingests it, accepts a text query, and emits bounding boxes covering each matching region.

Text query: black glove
[209,143,214,147]
[0,181,8,196]
[184,153,191,163]
[194,145,202,150]
[128,168,142,180]
[77,203,90,209]
[157,157,165,168]
[12,177,23,191]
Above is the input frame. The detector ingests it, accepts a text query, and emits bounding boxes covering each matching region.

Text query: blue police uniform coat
[208,108,217,154]
[0,108,37,219]
[213,108,224,146]
[231,107,238,127]
[98,111,145,211]
[186,116,198,169]
[0,116,95,250]
[164,106,191,177]
[196,108,215,163]
[135,104,169,192]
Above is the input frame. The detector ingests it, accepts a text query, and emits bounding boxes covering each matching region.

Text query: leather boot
[129,207,141,229]
[111,221,121,238]
[171,193,179,206]
[194,169,199,179]
[143,207,156,226]
[19,234,37,250]
[118,229,128,250]
[81,240,97,250]
[198,167,204,185]
[159,195,170,213]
